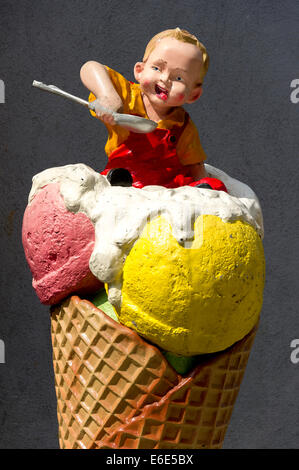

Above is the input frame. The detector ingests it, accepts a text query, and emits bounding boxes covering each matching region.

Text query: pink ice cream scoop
[22,182,102,305]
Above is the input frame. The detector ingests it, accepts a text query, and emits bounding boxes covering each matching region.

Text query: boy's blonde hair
[143,28,209,83]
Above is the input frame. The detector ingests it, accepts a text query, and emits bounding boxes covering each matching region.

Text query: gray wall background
[0,0,298,448]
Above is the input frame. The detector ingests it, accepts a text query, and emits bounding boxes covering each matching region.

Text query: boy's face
[134,37,203,110]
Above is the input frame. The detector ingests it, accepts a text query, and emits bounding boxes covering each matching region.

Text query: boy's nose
[161,71,170,84]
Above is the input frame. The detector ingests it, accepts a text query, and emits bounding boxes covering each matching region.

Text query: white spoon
[32,80,157,134]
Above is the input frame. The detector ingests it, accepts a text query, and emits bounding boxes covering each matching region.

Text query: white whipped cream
[28,163,264,308]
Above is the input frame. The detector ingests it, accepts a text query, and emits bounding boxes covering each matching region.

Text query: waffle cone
[51,296,257,449]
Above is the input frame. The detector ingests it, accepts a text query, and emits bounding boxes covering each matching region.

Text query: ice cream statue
[22,28,265,449]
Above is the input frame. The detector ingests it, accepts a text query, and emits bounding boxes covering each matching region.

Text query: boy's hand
[92,97,123,126]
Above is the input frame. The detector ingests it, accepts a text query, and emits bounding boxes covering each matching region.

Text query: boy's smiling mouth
[155,84,168,101]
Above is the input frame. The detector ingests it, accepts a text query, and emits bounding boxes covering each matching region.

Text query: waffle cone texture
[51,296,257,449]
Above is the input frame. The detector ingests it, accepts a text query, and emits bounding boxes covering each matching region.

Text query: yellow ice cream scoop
[114,214,265,356]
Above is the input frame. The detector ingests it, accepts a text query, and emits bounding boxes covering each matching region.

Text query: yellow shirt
[89,66,207,165]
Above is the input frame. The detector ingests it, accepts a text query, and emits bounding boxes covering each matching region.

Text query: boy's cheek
[177,93,186,102]
[141,79,152,93]
[171,92,186,105]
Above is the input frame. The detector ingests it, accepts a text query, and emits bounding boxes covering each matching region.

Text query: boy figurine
[80,27,226,191]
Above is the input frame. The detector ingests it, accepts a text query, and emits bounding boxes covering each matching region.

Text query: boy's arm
[177,118,208,180]
[186,161,208,180]
[80,61,123,125]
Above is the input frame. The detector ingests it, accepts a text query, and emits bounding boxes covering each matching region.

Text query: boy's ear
[186,85,203,104]
[134,62,144,82]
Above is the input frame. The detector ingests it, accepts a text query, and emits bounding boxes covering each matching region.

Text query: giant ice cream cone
[23,163,265,449]
[51,296,257,449]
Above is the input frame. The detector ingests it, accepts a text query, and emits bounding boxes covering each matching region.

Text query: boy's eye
[152,66,160,71]
[176,76,183,81]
